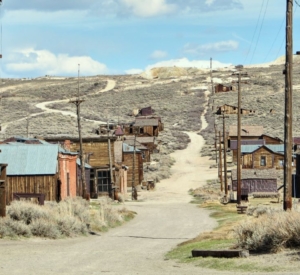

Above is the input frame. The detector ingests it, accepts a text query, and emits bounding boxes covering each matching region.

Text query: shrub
[29,218,61,239]
[234,211,300,252]
[0,218,31,238]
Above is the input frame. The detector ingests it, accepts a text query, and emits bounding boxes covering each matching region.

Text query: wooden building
[122,143,143,187]
[44,136,118,197]
[123,139,150,163]
[228,125,264,142]
[241,145,285,169]
[215,84,236,93]
[0,142,78,205]
[216,104,255,115]
[124,117,164,137]
[231,169,278,195]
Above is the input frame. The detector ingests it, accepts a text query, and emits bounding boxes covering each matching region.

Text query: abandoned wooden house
[241,145,285,169]
[122,143,143,188]
[124,117,163,137]
[216,104,255,115]
[260,134,283,145]
[123,139,150,163]
[230,139,265,162]
[44,136,117,197]
[44,136,128,199]
[0,142,78,205]
[215,84,236,93]
[231,169,278,196]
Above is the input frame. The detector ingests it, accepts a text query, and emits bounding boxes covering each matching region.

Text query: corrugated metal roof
[122,143,141,153]
[241,144,285,154]
[231,139,265,150]
[124,136,155,144]
[123,140,147,150]
[0,143,59,175]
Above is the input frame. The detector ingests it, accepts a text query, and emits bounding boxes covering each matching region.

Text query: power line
[243,0,265,64]
[250,0,270,64]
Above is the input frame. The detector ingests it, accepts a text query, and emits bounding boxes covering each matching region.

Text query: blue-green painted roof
[123,143,141,153]
[0,143,59,175]
[241,144,285,154]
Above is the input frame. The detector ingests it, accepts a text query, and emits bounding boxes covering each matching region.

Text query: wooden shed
[123,139,151,163]
[231,169,277,195]
[216,104,255,115]
[215,84,236,93]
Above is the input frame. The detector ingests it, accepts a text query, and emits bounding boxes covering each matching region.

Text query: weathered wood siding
[6,175,58,205]
[252,147,274,169]
[123,153,143,187]
[242,154,253,168]
[70,141,114,168]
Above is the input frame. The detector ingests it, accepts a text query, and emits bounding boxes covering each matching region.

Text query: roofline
[42,136,117,142]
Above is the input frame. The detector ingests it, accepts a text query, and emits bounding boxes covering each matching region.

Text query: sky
[0,0,299,78]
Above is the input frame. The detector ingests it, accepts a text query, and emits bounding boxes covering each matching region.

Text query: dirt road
[0,88,224,274]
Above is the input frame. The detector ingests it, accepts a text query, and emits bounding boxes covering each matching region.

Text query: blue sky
[0,0,299,78]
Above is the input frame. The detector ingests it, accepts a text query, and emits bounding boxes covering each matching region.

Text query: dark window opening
[97,170,111,193]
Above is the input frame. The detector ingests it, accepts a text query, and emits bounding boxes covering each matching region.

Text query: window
[279,159,284,167]
[260,156,266,166]
[97,170,111,193]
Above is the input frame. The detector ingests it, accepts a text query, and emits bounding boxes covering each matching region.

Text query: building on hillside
[123,139,150,163]
[216,104,255,115]
[124,117,164,137]
[215,84,236,93]
[0,142,78,205]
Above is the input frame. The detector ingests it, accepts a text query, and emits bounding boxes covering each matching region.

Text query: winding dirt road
[1,79,116,133]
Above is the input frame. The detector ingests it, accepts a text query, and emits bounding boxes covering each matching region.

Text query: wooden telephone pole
[221,112,229,196]
[70,64,87,198]
[218,131,223,191]
[283,0,293,210]
[232,72,248,205]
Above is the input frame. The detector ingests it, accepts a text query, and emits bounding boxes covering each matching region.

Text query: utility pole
[214,122,218,164]
[107,121,114,199]
[132,131,137,200]
[221,112,229,197]
[218,131,223,191]
[283,0,293,210]
[232,71,248,205]
[70,64,87,198]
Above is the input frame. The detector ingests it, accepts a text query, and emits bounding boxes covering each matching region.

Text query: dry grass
[234,210,300,252]
[0,197,135,239]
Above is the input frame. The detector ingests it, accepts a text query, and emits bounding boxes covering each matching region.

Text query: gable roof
[241,144,285,154]
[229,125,264,137]
[0,143,59,175]
[230,139,265,150]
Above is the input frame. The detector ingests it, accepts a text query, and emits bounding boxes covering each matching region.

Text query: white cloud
[125,68,143,74]
[120,0,177,17]
[184,40,239,55]
[5,48,108,77]
[205,0,215,6]
[145,57,232,70]
[150,50,168,59]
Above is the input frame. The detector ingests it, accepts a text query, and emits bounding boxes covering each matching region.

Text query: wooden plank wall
[123,153,143,187]
[5,175,57,205]
[70,141,115,167]
[253,148,273,169]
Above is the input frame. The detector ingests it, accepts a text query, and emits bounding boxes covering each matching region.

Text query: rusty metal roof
[231,169,277,180]
[229,125,264,137]
[230,139,265,150]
